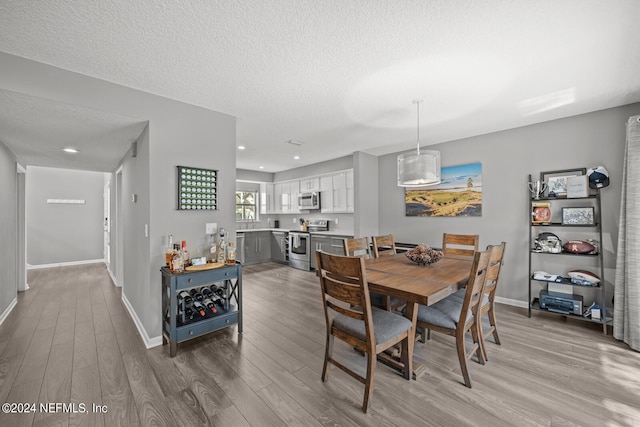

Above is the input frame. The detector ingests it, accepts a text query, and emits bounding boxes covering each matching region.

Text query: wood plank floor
[0,262,638,426]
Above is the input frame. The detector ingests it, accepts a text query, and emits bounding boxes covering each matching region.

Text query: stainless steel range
[289,219,329,270]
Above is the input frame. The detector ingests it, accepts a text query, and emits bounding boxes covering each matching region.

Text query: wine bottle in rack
[202,298,217,314]
[210,284,225,297]
[211,294,226,309]
[190,289,204,302]
[184,306,195,322]
[201,287,213,299]
[192,301,206,317]
[178,290,193,305]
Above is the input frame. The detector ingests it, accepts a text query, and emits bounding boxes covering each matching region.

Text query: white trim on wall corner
[0,298,17,326]
[27,259,105,270]
[121,292,162,349]
[495,296,529,309]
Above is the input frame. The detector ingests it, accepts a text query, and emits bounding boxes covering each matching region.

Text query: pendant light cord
[414,99,423,156]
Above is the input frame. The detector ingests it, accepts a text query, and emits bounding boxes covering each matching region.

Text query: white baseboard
[0,298,17,326]
[106,267,121,288]
[27,259,105,270]
[121,292,163,349]
[496,296,529,309]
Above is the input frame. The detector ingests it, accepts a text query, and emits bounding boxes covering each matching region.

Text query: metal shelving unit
[527,173,608,334]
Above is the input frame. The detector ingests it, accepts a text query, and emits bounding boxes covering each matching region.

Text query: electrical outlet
[205,223,217,234]
[293,217,298,224]
[335,218,339,225]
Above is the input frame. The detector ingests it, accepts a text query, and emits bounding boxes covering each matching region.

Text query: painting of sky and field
[405,162,482,217]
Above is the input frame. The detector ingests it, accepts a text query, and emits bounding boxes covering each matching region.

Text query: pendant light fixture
[397,99,441,187]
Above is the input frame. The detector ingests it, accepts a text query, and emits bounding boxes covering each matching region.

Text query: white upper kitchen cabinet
[299,177,320,192]
[320,169,354,213]
[260,183,275,214]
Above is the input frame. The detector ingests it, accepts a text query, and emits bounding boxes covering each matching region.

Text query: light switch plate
[206,223,217,234]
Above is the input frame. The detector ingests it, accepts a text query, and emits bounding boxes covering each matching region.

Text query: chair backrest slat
[372,234,397,258]
[344,237,371,259]
[442,233,479,257]
[457,249,491,330]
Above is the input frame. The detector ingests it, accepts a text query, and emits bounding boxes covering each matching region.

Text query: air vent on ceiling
[286,139,304,146]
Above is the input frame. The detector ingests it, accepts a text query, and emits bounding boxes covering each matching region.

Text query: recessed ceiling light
[259,166,264,169]
[62,148,79,153]
[237,145,246,150]
[294,155,300,160]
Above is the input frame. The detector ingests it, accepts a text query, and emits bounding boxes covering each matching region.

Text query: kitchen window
[236,191,257,221]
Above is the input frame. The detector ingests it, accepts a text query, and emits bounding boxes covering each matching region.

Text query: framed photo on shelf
[540,168,587,198]
[562,207,595,225]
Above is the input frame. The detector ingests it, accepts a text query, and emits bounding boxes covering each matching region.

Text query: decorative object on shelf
[531,201,551,224]
[587,166,610,189]
[405,244,443,265]
[405,162,482,217]
[561,207,595,225]
[568,269,601,285]
[177,165,217,210]
[563,240,596,254]
[528,180,547,199]
[397,99,441,187]
[566,175,589,198]
[533,232,562,253]
[540,168,586,198]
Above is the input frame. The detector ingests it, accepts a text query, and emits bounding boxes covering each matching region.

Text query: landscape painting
[405,162,482,217]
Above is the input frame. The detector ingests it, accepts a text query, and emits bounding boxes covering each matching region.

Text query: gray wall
[0,141,17,316]
[26,166,105,266]
[1,52,236,342]
[379,103,639,305]
[353,151,379,238]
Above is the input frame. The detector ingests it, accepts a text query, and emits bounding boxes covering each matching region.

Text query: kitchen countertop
[235,228,353,236]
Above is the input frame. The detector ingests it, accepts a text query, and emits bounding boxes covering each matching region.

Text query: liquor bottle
[190,289,204,302]
[165,234,174,266]
[181,240,189,266]
[225,242,236,265]
[192,301,206,317]
[171,243,184,273]
[202,298,217,314]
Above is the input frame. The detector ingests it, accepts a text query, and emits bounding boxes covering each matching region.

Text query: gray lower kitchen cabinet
[271,231,288,264]
[243,231,272,265]
[236,234,245,264]
[310,234,351,269]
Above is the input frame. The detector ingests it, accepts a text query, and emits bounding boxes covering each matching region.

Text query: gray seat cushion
[415,297,472,330]
[333,307,413,345]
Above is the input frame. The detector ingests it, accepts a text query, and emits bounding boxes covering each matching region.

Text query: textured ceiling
[0,0,639,173]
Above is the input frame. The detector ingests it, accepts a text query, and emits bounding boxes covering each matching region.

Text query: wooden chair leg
[471,321,485,366]
[322,334,333,382]
[419,326,426,343]
[488,305,501,345]
[362,351,376,413]
[400,332,413,381]
[456,332,472,388]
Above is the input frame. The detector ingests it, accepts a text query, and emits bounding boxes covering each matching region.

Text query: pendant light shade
[397,100,441,187]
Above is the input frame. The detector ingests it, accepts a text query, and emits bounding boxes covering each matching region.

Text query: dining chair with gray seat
[450,242,506,362]
[413,248,491,388]
[371,234,405,312]
[344,237,388,310]
[316,250,414,413]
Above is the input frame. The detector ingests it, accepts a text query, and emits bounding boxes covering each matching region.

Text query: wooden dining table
[363,253,473,379]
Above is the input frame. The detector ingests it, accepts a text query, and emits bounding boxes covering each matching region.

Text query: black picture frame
[177,166,218,210]
[540,168,587,198]
[561,206,595,225]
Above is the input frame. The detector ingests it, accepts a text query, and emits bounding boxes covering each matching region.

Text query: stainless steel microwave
[298,192,320,210]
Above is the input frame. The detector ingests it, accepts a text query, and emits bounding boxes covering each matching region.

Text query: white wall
[0,141,17,317]
[379,103,639,306]
[26,166,105,266]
